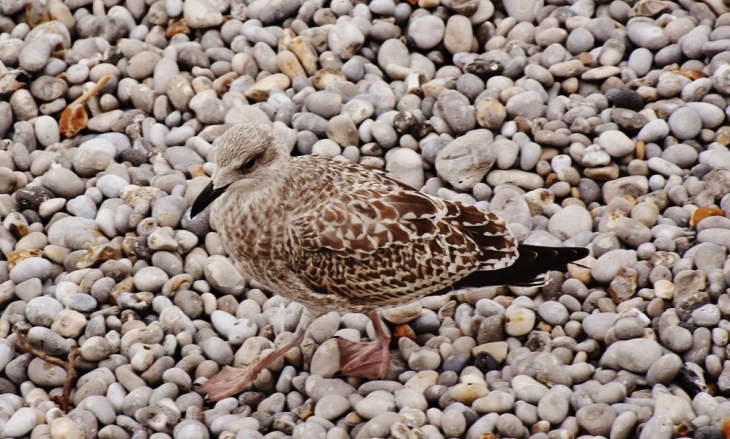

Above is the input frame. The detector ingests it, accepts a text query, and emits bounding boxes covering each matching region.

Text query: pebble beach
[2,0,730,438]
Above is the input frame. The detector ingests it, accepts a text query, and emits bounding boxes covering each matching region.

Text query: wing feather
[288,160,518,307]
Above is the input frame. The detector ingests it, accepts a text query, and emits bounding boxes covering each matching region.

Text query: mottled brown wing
[289,164,518,307]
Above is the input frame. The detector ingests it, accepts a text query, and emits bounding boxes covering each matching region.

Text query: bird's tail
[452,244,590,289]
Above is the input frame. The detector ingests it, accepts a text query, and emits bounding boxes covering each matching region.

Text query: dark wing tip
[450,244,589,289]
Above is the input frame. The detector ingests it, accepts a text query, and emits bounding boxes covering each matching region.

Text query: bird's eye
[240,157,257,172]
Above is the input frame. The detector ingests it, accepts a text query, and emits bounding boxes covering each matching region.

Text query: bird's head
[191,120,289,218]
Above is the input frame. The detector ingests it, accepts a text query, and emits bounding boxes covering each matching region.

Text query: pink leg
[201,309,312,401]
[337,311,390,380]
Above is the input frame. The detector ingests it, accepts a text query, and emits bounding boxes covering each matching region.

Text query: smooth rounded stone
[3,407,38,437]
[590,381,627,405]
[600,339,662,373]
[10,90,37,120]
[566,27,594,54]
[607,412,638,439]
[204,255,244,295]
[183,0,222,28]
[15,278,42,301]
[627,21,670,50]
[598,130,635,157]
[305,92,343,119]
[386,148,424,190]
[355,393,397,420]
[9,257,52,284]
[444,15,473,55]
[485,170,544,191]
[547,205,592,239]
[639,415,674,439]
[34,115,60,147]
[394,388,428,412]
[503,0,541,21]
[408,347,441,371]
[80,336,112,362]
[326,115,358,147]
[443,380,486,406]
[51,309,87,338]
[228,319,258,345]
[28,355,67,386]
[48,216,102,251]
[505,91,543,121]
[211,310,237,338]
[381,301,421,326]
[133,266,169,293]
[314,394,351,421]
[42,78,69,105]
[661,144,697,169]
[377,39,409,76]
[636,119,670,143]
[66,195,97,219]
[73,149,113,178]
[614,316,645,339]
[534,390,569,425]
[436,90,476,134]
[582,312,617,343]
[435,130,495,191]
[95,174,128,199]
[203,337,233,366]
[632,202,660,228]
[50,417,85,439]
[327,21,364,60]
[164,147,204,172]
[697,228,730,251]
[0,167,16,193]
[174,420,210,439]
[475,97,507,131]
[78,395,116,425]
[369,0,395,14]
[120,326,165,357]
[19,40,50,72]
[537,301,569,326]
[686,102,724,128]
[576,403,615,436]
[312,139,341,158]
[511,375,548,405]
[591,250,637,283]
[127,51,161,80]
[601,176,648,204]
[152,195,186,228]
[26,296,63,327]
[340,99,374,125]
[668,107,702,140]
[613,217,652,248]
[440,409,466,437]
[42,167,85,199]
[408,16,445,50]
[504,306,535,337]
[371,120,398,149]
[473,391,515,413]
[652,394,695,425]
[692,304,721,327]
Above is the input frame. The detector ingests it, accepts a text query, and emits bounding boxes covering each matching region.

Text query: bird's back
[217,154,587,313]
[281,156,522,312]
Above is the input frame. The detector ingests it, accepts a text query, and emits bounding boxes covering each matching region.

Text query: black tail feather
[451,244,590,289]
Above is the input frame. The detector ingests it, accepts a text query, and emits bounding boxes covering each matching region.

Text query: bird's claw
[201,365,257,402]
[336,336,390,381]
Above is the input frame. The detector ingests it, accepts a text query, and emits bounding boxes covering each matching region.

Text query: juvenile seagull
[191,120,589,401]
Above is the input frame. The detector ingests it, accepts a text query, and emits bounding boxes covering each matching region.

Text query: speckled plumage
[210,124,518,314]
[192,120,589,400]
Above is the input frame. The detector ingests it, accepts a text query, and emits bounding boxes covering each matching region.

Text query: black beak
[191,181,228,218]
